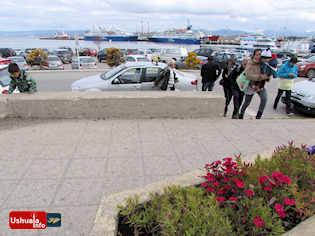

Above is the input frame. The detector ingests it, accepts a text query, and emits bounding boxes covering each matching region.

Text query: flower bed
[117,142,315,236]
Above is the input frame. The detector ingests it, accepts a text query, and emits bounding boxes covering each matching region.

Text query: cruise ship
[148,25,203,45]
[238,35,278,50]
[83,25,138,42]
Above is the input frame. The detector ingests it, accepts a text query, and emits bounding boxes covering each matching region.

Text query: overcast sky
[1,0,315,33]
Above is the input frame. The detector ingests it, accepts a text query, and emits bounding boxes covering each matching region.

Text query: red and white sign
[9,211,47,229]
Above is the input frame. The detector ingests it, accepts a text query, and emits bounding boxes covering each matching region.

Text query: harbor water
[0,36,200,51]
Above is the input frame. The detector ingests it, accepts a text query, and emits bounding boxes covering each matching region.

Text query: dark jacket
[154,68,178,90]
[8,70,37,94]
[201,61,221,83]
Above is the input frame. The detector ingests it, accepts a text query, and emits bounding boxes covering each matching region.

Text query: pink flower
[224,185,232,190]
[223,157,233,162]
[263,186,272,191]
[206,187,215,192]
[278,211,287,218]
[201,183,208,188]
[275,203,284,212]
[213,182,220,188]
[281,175,291,185]
[257,176,268,184]
[217,189,226,195]
[236,181,246,188]
[241,219,247,224]
[216,197,226,202]
[222,178,230,183]
[229,197,238,202]
[254,217,264,228]
[284,197,295,206]
[245,190,254,196]
[207,178,216,182]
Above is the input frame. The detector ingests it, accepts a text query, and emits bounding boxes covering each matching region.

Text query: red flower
[236,181,246,188]
[216,197,226,202]
[263,186,272,191]
[201,183,208,188]
[206,187,215,192]
[257,176,268,184]
[217,189,226,195]
[224,185,232,190]
[284,197,295,206]
[275,203,284,212]
[223,157,232,162]
[281,175,291,185]
[242,219,247,224]
[207,178,216,182]
[278,211,287,218]
[245,190,254,196]
[229,197,238,202]
[254,217,264,228]
[222,178,230,183]
[213,182,220,188]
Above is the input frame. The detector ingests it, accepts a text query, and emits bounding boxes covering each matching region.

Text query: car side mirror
[112,78,121,84]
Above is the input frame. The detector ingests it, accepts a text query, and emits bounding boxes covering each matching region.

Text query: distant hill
[0,30,86,37]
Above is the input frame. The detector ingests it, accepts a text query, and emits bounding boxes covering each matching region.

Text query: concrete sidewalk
[0,118,314,236]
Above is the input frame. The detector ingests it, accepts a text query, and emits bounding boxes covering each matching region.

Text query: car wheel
[306,69,315,79]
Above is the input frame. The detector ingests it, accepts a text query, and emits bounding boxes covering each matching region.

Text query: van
[159,48,188,62]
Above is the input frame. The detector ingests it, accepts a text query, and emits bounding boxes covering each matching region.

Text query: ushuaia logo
[9,211,47,229]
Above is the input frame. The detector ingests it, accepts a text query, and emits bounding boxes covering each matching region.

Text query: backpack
[236,71,249,92]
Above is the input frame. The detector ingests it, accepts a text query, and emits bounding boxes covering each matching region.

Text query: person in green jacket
[8,63,37,94]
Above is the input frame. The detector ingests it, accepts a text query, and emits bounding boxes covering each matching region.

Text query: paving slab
[0,118,314,235]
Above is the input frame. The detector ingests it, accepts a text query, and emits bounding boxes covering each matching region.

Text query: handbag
[236,71,249,92]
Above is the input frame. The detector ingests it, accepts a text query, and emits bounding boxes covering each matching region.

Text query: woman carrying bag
[273,56,298,115]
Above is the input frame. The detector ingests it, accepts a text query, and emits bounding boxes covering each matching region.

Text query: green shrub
[118,186,234,236]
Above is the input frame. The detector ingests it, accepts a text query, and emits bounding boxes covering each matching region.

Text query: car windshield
[55,50,67,54]
[306,56,315,63]
[49,57,60,61]
[0,69,11,86]
[137,57,149,62]
[101,65,126,80]
[81,58,95,63]
[165,49,178,54]
[10,57,25,62]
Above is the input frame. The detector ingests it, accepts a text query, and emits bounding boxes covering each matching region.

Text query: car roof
[8,56,24,59]
[124,62,167,68]
[126,55,147,58]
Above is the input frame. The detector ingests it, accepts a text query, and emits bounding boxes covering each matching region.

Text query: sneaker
[287,112,294,116]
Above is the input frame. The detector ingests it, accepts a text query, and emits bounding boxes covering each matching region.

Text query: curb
[29,69,109,73]
[89,140,315,236]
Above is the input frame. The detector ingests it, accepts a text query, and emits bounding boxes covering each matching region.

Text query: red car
[298,56,315,78]
[79,48,98,57]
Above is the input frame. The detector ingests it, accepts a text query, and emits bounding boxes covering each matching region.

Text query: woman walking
[273,56,298,115]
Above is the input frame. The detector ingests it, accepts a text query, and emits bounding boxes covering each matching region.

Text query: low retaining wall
[0,92,225,119]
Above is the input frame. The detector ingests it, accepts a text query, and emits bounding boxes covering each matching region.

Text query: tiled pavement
[0,118,314,235]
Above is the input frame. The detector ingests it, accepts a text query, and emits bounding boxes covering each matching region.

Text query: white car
[72,56,97,69]
[124,55,150,62]
[7,56,29,71]
[72,62,198,92]
[159,48,188,62]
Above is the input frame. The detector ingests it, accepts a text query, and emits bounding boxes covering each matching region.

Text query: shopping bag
[236,71,249,92]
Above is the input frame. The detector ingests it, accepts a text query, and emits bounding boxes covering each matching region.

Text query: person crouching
[8,63,37,94]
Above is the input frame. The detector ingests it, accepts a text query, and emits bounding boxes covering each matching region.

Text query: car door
[140,67,161,90]
[110,67,142,90]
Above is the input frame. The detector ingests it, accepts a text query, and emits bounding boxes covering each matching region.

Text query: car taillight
[24,64,28,67]
[191,80,198,85]
[80,64,82,67]
[2,89,8,94]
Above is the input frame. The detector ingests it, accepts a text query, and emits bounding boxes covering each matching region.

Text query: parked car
[13,48,24,56]
[124,55,150,62]
[213,51,236,69]
[192,48,213,57]
[125,49,143,55]
[58,46,73,57]
[53,49,72,64]
[97,49,107,62]
[159,48,188,62]
[71,62,198,92]
[79,48,98,57]
[175,56,207,69]
[0,48,16,58]
[72,56,97,69]
[7,56,29,71]
[297,56,315,78]
[40,56,64,70]
[284,78,315,115]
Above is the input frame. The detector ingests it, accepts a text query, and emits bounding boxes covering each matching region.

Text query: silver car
[72,56,97,69]
[8,56,29,71]
[71,62,198,92]
[287,78,315,115]
[40,56,64,70]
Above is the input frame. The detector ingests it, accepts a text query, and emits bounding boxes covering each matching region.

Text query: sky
[1,0,315,34]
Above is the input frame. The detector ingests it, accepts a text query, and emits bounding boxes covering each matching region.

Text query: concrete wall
[0,92,225,119]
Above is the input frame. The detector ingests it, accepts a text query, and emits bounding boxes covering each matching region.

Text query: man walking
[153,59,178,91]
[201,56,221,91]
